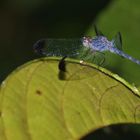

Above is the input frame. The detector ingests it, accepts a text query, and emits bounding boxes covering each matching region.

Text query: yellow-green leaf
[0,58,140,140]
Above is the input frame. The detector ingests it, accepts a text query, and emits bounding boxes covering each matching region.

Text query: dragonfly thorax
[82,37,93,48]
[83,36,113,52]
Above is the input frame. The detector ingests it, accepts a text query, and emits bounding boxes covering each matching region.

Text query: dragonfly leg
[99,56,105,66]
[79,48,96,64]
[90,51,106,66]
[98,52,105,66]
[58,56,67,72]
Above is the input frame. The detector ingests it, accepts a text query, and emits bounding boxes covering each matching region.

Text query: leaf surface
[0,58,140,140]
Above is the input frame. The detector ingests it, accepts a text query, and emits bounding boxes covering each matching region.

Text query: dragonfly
[33,26,140,70]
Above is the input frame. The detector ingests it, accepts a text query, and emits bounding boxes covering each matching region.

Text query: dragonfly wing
[94,25,104,36]
[113,32,123,50]
[33,38,83,57]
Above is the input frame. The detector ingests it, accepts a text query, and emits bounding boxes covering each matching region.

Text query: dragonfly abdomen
[110,47,140,65]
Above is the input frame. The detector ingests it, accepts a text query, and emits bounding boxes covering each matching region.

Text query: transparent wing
[33,38,83,58]
[112,32,123,50]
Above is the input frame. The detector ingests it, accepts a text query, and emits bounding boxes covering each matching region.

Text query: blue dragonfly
[33,26,140,68]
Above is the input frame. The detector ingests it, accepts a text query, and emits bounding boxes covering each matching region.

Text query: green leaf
[0,57,140,140]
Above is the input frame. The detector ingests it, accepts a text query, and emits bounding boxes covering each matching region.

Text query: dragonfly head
[82,37,92,48]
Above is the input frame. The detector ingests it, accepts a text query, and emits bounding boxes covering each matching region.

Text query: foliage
[0,58,140,140]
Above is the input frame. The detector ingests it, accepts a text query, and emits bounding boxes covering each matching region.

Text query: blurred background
[0,0,140,139]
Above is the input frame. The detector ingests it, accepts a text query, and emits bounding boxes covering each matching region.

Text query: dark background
[0,0,111,82]
[0,0,140,139]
